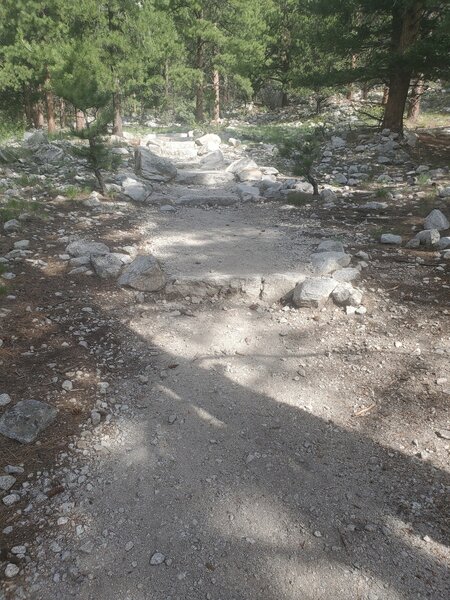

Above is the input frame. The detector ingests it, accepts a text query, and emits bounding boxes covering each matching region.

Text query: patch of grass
[0,198,42,222]
[285,191,317,206]
[376,187,392,199]
[15,174,40,187]
[416,173,430,186]
[64,185,80,199]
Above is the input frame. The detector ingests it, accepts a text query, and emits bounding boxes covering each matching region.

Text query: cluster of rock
[380,209,450,260]
[63,239,166,291]
[109,132,314,207]
[290,240,367,314]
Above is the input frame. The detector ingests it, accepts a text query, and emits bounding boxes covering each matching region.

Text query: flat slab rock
[118,255,166,292]
[292,277,337,308]
[310,251,351,275]
[0,400,58,444]
[66,240,110,257]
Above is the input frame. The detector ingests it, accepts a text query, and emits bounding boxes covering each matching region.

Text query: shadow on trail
[74,304,449,600]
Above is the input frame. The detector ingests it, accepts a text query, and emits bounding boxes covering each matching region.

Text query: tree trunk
[381,86,389,105]
[407,77,424,121]
[23,86,34,128]
[76,110,85,131]
[195,36,205,123]
[346,55,357,100]
[32,103,45,129]
[381,1,424,133]
[212,69,220,123]
[60,99,66,129]
[44,70,56,134]
[112,92,123,137]
[281,91,289,107]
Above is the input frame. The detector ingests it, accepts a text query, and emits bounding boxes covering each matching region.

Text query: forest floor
[0,105,449,600]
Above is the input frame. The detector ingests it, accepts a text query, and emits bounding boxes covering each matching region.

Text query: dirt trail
[1,135,449,600]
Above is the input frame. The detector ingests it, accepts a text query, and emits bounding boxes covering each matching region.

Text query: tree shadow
[66,304,449,600]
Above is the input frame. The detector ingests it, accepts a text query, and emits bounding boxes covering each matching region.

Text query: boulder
[175,170,235,186]
[415,229,440,247]
[66,240,110,257]
[226,158,258,174]
[24,130,47,148]
[320,189,337,202]
[380,234,402,245]
[331,283,363,307]
[310,251,351,275]
[438,187,450,198]
[199,150,225,169]
[334,173,348,185]
[332,267,360,283]
[135,147,177,182]
[146,139,197,160]
[91,253,132,279]
[438,236,450,250]
[316,240,345,254]
[292,277,337,308]
[122,177,153,203]
[236,184,260,202]
[0,400,58,444]
[331,136,346,149]
[237,168,263,182]
[424,209,449,231]
[34,144,64,163]
[195,133,221,153]
[118,255,166,292]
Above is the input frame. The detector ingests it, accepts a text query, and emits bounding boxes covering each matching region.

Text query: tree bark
[23,86,34,128]
[112,92,123,137]
[407,77,424,121]
[381,1,424,133]
[60,99,66,129]
[44,70,56,134]
[212,69,220,122]
[195,37,205,123]
[381,86,389,105]
[76,110,85,131]
[346,55,357,100]
[32,103,45,129]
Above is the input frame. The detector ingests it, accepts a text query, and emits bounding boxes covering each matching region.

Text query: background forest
[0,0,449,138]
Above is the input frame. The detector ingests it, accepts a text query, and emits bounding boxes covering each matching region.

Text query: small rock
[13,240,30,249]
[4,219,20,232]
[380,234,402,245]
[150,552,165,565]
[0,475,16,491]
[332,283,363,307]
[2,493,20,506]
[90,410,101,426]
[5,563,20,578]
[62,380,73,391]
[125,541,134,552]
[0,393,12,407]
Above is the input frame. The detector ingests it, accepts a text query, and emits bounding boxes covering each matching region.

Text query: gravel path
[1,134,449,600]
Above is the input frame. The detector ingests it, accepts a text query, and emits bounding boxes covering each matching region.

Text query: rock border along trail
[1,128,449,600]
